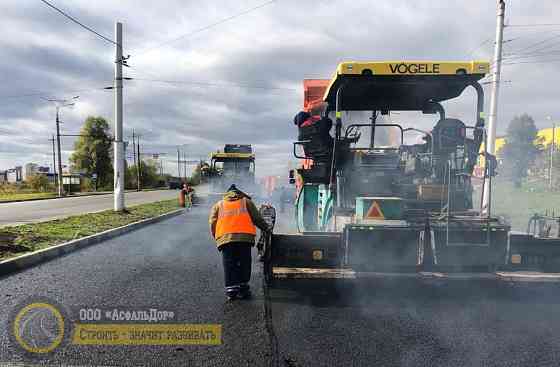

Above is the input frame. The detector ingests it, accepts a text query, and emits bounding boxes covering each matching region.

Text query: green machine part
[318,185,334,230]
[297,184,319,232]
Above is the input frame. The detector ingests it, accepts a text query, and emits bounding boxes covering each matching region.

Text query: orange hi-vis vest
[215,198,257,239]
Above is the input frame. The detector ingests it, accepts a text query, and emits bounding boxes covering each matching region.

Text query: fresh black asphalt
[1,205,560,366]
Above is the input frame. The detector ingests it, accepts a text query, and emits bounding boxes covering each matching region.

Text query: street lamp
[43,96,79,197]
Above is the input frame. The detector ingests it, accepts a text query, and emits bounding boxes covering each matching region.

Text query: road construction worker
[293,108,333,163]
[182,183,194,209]
[209,184,270,300]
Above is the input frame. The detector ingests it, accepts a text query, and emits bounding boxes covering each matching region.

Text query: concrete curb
[0,209,184,277]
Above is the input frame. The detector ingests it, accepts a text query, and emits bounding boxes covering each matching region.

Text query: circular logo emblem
[10,298,67,354]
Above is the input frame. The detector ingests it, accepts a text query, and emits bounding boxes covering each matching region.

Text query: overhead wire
[502,58,560,66]
[131,0,276,58]
[507,23,560,28]
[467,38,493,57]
[39,0,118,45]
[126,77,298,92]
[502,50,560,61]
[505,32,560,57]
[0,85,113,103]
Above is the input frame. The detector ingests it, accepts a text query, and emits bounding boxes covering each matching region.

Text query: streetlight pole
[49,135,57,192]
[55,107,64,197]
[43,96,79,197]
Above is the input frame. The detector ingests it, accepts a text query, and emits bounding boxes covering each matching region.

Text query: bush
[27,174,50,192]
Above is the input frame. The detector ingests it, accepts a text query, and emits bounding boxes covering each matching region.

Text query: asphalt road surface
[1,206,560,366]
[0,190,179,226]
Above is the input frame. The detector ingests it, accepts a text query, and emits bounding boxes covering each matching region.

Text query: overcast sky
[1,0,559,177]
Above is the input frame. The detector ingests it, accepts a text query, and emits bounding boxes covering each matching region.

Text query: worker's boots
[238,284,252,299]
[225,285,240,301]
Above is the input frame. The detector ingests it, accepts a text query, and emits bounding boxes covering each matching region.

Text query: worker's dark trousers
[220,242,252,296]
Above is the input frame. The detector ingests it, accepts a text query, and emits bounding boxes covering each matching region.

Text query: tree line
[68,116,201,191]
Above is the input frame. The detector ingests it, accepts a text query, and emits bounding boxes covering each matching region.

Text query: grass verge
[0,192,57,202]
[481,179,560,231]
[0,199,180,261]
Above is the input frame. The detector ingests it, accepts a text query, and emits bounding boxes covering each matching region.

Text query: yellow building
[494,127,560,155]
[475,127,559,177]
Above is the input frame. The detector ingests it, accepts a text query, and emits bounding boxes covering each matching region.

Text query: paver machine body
[263,60,517,283]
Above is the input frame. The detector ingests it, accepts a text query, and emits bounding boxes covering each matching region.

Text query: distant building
[23,163,38,182]
[23,163,50,181]
[7,166,22,183]
[0,170,7,183]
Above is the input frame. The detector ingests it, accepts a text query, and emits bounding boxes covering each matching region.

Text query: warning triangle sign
[366,201,385,219]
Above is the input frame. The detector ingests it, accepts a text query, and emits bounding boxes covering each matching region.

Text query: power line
[132,0,276,57]
[127,77,298,92]
[501,50,560,61]
[502,58,560,66]
[490,49,560,66]
[507,23,560,28]
[519,39,560,57]
[506,33,560,57]
[0,85,112,102]
[39,0,118,45]
[467,38,493,57]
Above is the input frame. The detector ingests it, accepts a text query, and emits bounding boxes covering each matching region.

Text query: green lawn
[484,180,560,231]
[0,192,57,202]
[0,199,180,261]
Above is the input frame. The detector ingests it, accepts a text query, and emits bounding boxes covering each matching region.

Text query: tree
[27,174,50,192]
[125,160,161,189]
[187,162,205,186]
[69,116,113,190]
[500,114,543,187]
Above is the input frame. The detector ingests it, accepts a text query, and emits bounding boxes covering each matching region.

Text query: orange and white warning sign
[366,201,384,219]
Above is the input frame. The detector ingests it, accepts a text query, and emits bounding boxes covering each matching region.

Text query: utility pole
[49,135,58,192]
[55,108,63,197]
[55,108,65,197]
[114,22,125,211]
[482,0,505,216]
[183,151,187,182]
[177,148,181,178]
[137,134,141,191]
[132,129,137,189]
